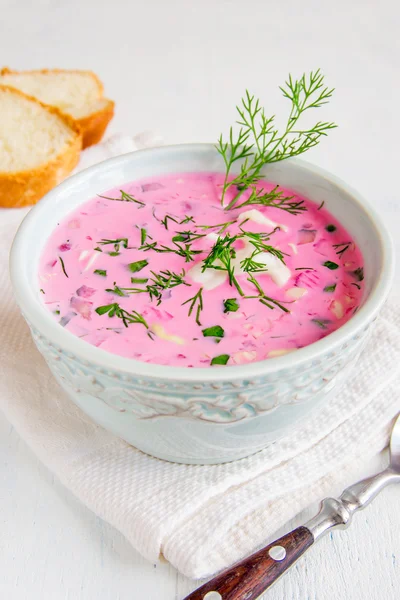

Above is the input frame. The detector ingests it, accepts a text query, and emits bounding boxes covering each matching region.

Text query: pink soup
[38,173,364,368]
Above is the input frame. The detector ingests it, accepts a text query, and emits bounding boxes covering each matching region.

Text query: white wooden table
[0,1,399,598]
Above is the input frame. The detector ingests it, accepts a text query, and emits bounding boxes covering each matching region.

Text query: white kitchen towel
[0,135,399,580]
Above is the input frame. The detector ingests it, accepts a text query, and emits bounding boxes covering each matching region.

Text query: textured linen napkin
[1,135,399,580]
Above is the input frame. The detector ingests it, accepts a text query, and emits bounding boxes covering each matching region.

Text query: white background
[1,0,399,598]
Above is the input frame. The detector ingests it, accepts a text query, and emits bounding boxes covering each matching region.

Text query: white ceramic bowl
[10,145,394,464]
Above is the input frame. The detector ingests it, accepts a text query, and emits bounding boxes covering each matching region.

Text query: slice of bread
[0,85,82,208]
[0,68,114,148]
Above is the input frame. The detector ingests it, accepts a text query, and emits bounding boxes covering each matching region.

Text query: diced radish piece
[313,239,331,256]
[288,242,298,255]
[76,285,96,298]
[242,339,257,349]
[297,229,317,245]
[286,287,308,300]
[144,306,174,321]
[141,182,164,192]
[330,299,344,319]
[70,296,93,320]
[59,242,71,252]
[60,312,76,327]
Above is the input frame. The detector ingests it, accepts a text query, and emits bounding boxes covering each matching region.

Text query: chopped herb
[131,277,149,284]
[240,229,286,264]
[351,282,361,290]
[95,303,148,328]
[211,354,230,366]
[94,269,107,277]
[128,259,148,273]
[333,242,351,258]
[58,256,68,278]
[140,228,147,245]
[317,200,325,210]
[119,269,190,305]
[182,287,204,326]
[323,260,339,270]
[311,318,331,329]
[98,190,145,207]
[246,273,290,312]
[295,267,315,271]
[202,325,225,338]
[352,267,364,281]
[325,224,336,233]
[180,215,195,224]
[140,240,202,263]
[323,284,337,292]
[197,219,237,234]
[105,283,126,297]
[98,238,129,256]
[94,246,102,252]
[53,309,60,315]
[40,288,45,294]
[172,230,206,244]
[201,234,244,295]
[95,303,116,315]
[160,214,179,230]
[223,298,239,313]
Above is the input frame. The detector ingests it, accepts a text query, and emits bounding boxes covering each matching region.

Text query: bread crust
[0,85,82,208]
[0,67,113,148]
[78,98,115,148]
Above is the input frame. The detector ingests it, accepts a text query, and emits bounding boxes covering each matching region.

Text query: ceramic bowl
[10,145,394,464]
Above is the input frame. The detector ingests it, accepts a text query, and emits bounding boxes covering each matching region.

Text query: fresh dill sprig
[98,190,145,207]
[109,269,190,306]
[217,69,337,209]
[200,228,284,294]
[95,303,149,329]
[182,287,204,326]
[201,234,244,296]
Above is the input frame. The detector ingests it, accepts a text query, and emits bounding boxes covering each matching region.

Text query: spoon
[184,413,400,600]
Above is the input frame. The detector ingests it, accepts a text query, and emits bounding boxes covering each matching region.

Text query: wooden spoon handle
[183,526,314,600]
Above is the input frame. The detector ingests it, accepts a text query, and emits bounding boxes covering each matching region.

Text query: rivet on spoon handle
[182,526,314,600]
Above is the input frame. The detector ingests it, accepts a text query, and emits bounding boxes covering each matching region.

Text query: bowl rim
[10,143,395,382]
